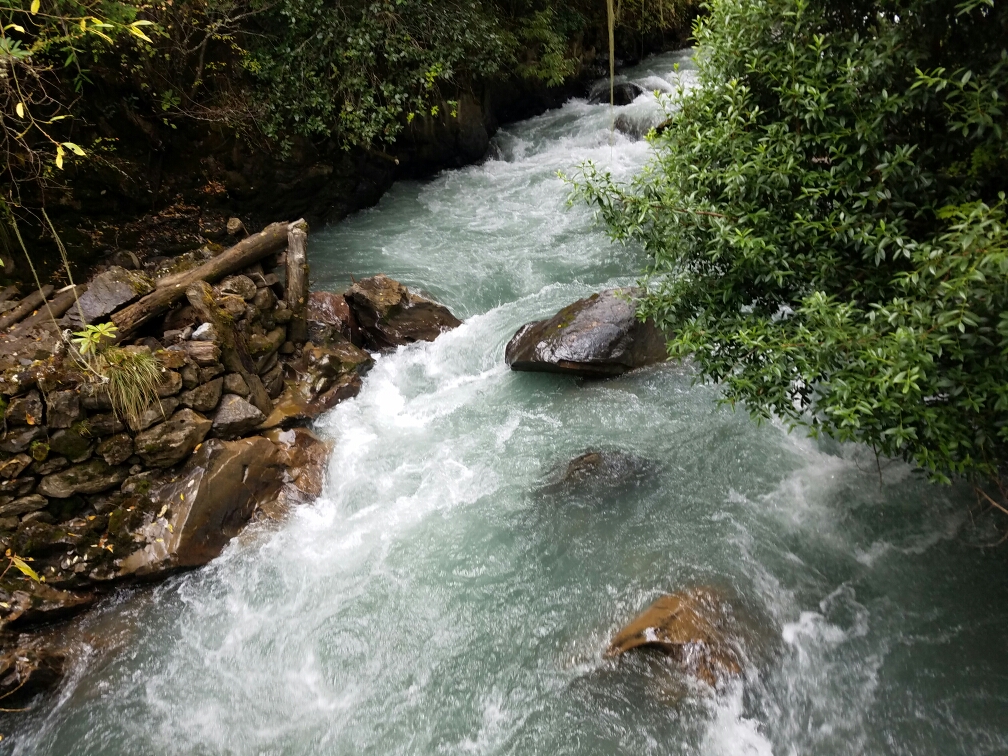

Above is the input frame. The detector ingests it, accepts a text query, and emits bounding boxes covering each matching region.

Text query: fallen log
[112,221,293,341]
[286,219,309,344]
[12,284,87,334]
[0,285,54,331]
[186,281,272,415]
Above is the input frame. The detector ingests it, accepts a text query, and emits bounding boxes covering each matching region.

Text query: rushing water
[8,50,1008,755]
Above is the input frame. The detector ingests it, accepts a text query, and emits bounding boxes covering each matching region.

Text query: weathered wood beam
[11,284,87,334]
[285,219,309,344]
[112,221,292,341]
[0,285,54,331]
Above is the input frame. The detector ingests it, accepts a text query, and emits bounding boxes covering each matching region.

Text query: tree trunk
[0,285,54,331]
[285,219,309,344]
[112,221,292,341]
[12,284,87,333]
[185,281,272,416]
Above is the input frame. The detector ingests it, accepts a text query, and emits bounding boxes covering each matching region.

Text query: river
[8,49,1008,756]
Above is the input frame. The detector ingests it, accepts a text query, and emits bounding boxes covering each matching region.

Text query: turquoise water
[7,50,1008,755]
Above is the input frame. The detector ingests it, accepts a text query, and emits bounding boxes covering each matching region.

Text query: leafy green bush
[572,0,1008,483]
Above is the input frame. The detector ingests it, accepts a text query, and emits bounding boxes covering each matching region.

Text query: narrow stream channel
[10,50,1008,756]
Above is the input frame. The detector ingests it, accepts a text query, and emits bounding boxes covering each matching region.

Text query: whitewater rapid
[8,49,1008,756]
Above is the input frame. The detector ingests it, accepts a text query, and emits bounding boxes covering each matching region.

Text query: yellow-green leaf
[128,25,153,43]
[11,556,40,582]
[90,29,113,43]
[62,141,85,156]
[130,20,155,26]
[55,144,64,169]
[6,23,25,33]
[15,102,24,118]
[30,0,39,15]
[79,17,86,31]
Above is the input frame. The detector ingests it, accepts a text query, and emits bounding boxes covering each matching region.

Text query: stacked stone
[0,252,460,703]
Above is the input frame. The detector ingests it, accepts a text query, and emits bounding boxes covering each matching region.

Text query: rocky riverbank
[0,225,460,704]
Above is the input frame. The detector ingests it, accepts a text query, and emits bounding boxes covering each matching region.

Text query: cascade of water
[8,50,1007,756]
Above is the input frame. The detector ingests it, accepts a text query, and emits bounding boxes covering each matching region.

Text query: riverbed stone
[119,436,283,575]
[71,266,154,324]
[130,397,179,432]
[46,389,82,428]
[212,394,266,439]
[505,289,666,378]
[38,459,130,498]
[308,290,357,344]
[179,376,223,413]
[5,389,43,426]
[258,427,332,519]
[220,274,257,301]
[157,370,183,397]
[345,274,461,349]
[133,408,212,468]
[2,582,94,628]
[588,80,644,105]
[607,587,745,686]
[222,373,250,397]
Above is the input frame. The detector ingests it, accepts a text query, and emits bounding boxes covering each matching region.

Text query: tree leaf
[55,144,64,169]
[30,0,39,14]
[62,141,85,156]
[15,102,24,118]
[11,556,40,583]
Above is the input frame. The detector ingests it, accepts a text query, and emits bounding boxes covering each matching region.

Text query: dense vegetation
[573,0,1008,491]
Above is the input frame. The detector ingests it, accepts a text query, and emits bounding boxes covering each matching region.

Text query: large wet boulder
[345,274,461,350]
[260,342,373,429]
[308,290,358,345]
[133,408,212,468]
[505,289,666,378]
[118,436,284,575]
[607,587,745,687]
[69,266,154,325]
[538,449,653,498]
[588,80,645,105]
[257,427,332,519]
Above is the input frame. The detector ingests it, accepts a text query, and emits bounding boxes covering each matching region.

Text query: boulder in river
[119,436,284,575]
[345,274,461,350]
[588,80,645,105]
[505,289,666,378]
[0,643,65,704]
[607,587,745,687]
[538,449,653,498]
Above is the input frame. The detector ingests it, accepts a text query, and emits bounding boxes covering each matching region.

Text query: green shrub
[571,0,1008,483]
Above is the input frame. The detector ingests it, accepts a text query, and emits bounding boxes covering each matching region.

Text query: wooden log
[12,284,87,333]
[185,281,272,415]
[285,219,309,344]
[0,285,54,331]
[111,221,291,341]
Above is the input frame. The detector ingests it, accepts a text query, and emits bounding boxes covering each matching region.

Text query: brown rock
[168,340,222,367]
[505,289,667,378]
[607,587,745,687]
[345,274,461,350]
[0,493,47,518]
[0,644,65,704]
[119,436,283,575]
[157,369,183,397]
[133,408,212,468]
[219,274,257,301]
[2,582,94,628]
[0,453,32,479]
[222,373,250,397]
[259,427,331,519]
[308,290,358,344]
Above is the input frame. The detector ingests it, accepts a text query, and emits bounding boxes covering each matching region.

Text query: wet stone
[49,427,94,463]
[157,370,183,397]
[220,275,257,301]
[130,397,179,432]
[0,425,46,454]
[0,494,48,518]
[0,454,32,480]
[223,373,250,397]
[71,266,154,325]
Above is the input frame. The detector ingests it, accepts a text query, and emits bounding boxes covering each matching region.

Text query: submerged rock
[118,436,284,575]
[506,289,666,378]
[345,274,461,350]
[588,80,645,105]
[607,587,745,687]
[539,449,653,497]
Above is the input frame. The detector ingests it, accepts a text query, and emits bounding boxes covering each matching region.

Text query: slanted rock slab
[505,289,666,378]
[345,274,461,350]
[119,436,283,574]
[134,408,212,468]
[212,394,266,439]
[38,458,130,498]
[71,266,154,325]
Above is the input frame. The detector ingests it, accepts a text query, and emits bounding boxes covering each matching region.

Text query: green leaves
[572,0,1008,484]
[73,321,118,356]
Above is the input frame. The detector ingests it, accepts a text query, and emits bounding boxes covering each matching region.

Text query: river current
[9,50,1008,755]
